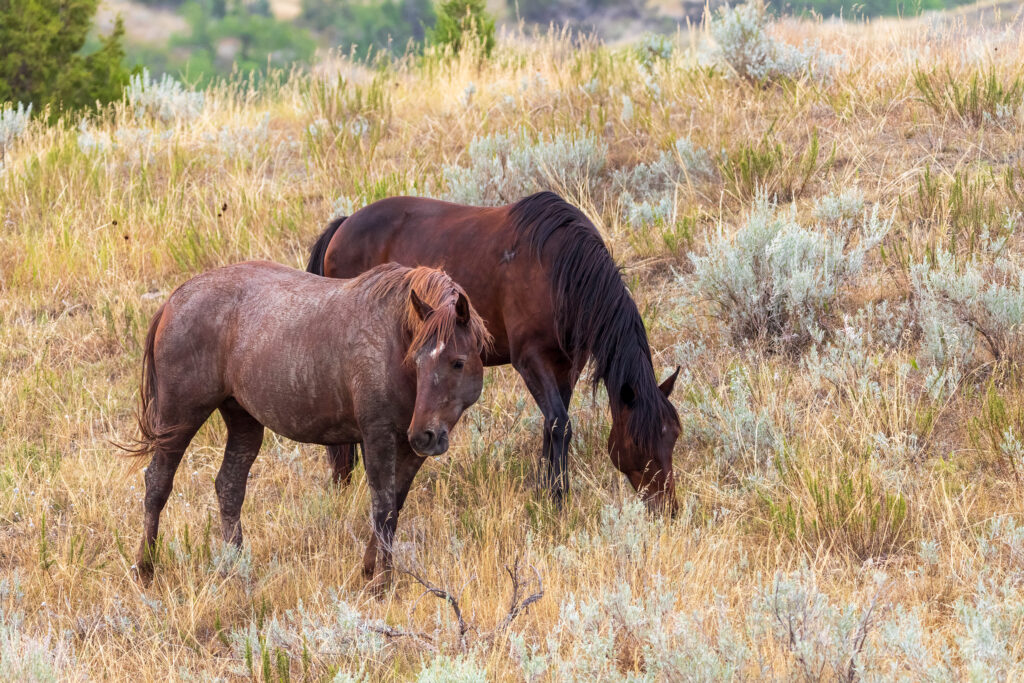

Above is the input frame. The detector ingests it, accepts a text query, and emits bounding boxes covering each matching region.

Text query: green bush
[302,0,434,57]
[429,0,495,57]
[763,459,912,561]
[914,66,1024,127]
[169,0,317,83]
[0,0,135,115]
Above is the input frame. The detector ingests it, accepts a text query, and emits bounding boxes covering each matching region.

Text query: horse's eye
[452,359,465,370]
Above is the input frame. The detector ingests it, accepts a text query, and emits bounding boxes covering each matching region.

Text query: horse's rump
[307,216,346,276]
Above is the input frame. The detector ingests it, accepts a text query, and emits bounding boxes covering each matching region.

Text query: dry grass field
[3,4,1024,679]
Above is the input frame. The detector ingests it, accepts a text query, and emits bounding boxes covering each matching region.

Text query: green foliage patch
[0,0,136,115]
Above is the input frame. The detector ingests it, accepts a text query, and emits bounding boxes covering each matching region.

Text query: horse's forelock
[609,343,680,456]
[627,384,680,456]
[401,267,492,361]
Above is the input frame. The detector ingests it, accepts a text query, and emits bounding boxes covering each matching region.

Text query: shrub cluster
[689,194,891,353]
[442,128,607,206]
[125,69,205,124]
[0,102,32,153]
[613,138,713,228]
[911,235,1024,395]
[709,1,841,83]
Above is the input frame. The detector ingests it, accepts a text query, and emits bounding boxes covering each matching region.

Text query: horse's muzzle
[409,427,449,456]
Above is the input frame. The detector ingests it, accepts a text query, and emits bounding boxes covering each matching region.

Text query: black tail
[306,216,346,276]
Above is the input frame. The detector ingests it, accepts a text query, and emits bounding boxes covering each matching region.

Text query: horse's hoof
[364,572,392,599]
[134,562,154,587]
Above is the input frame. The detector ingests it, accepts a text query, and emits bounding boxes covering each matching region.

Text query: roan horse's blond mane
[361,263,493,361]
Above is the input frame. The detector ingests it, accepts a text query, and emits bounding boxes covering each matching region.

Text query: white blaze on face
[429,342,445,359]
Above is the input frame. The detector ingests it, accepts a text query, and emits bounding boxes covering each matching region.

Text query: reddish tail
[118,304,165,458]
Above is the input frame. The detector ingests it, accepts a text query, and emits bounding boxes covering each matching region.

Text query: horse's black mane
[508,191,679,448]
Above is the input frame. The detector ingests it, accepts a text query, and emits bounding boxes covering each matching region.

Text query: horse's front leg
[514,347,575,509]
[360,430,398,592]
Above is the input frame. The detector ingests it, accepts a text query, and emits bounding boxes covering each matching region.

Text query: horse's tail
[306,216,346,276]
[118,304,167,458]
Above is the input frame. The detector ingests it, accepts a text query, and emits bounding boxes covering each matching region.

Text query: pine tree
[0,0,135,114]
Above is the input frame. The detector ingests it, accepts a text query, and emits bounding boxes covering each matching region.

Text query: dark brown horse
[124,261,491,587]
[307,191,681,512]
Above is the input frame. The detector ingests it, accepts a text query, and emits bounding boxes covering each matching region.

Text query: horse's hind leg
[137,414,208,584]
[215,400,264,546]
[327,443,360,485]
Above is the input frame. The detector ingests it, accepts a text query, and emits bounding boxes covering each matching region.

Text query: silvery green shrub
[684,366,782,472]
[911,233,1024,398]
[415,654,488,683]
[594,498,654,562]
[614,138,712,228]
[690,196,890,353]
[76,122,166,163]
[917,539,940,566]
[636,33,674,67]
[0,613,78,683]
[998,427,1024,474]
[954,576,1024,680]
[0,575,79,682]
[211,542,253,581]
[229,590,387,677]
[709,2,841,83]
[125,68,205,124]
[613,138,712,195]
[802,301,912,402]
[331,195,356,220]
[750,569,885,681]
[872,604,953,680]
[76,120,111,155]
[813,188,866,230]
[622,194,674,228]
[441,127,606,206]
[206,113,271,159]
[510,579,749,681]
[0,102,32,150]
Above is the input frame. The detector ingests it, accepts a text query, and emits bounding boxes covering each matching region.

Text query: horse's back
[324,197,542,364]
[327,197,512,271]
[153,261,373,441]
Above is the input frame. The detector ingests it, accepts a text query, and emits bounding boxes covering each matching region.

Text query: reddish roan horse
[124,261,490,587]
[307,191,681,512]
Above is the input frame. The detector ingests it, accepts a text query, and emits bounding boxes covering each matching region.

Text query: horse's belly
[229,371,362,446]
[270,420,363,446]
[241,397,362,446]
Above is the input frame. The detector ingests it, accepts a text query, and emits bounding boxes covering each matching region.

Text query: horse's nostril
[422,430,436,445]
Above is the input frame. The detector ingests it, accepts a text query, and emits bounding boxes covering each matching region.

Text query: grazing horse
[306,191,681,512]
[124,261,491,587]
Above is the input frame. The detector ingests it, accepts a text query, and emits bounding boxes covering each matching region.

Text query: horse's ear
[455,292,471,325]
[410,289,434,321]
[619,382,636,408]
[660,366,681,398]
